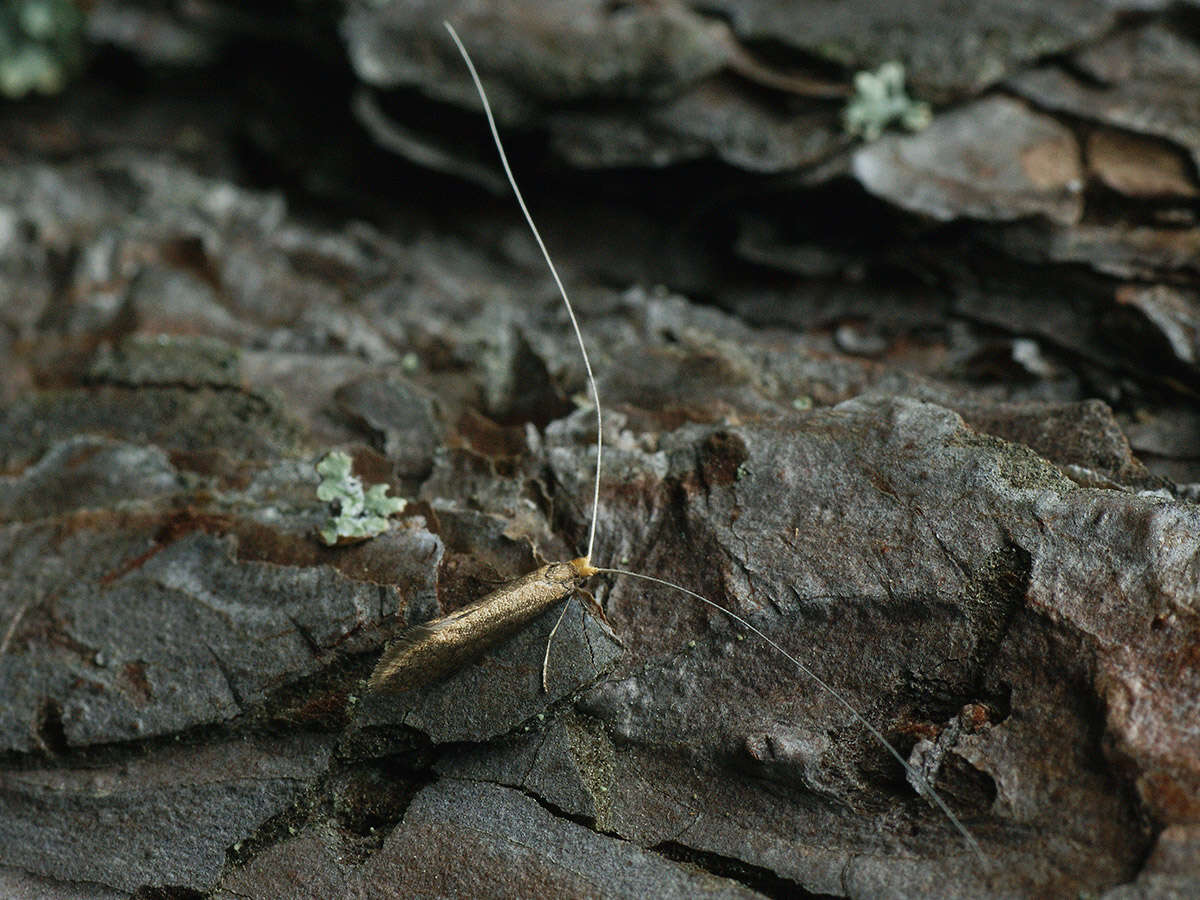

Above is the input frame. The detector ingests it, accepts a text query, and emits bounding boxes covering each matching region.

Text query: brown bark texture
[1,2,1199,898]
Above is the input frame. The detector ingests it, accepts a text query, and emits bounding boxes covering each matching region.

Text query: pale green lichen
[843,61,931,142]
[315,450,406,545]
[0,0,84,99]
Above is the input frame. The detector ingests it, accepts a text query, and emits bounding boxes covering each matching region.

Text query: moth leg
[574,585,613,629]
[540,597,573,693]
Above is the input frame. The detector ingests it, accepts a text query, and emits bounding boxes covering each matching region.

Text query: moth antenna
[444,21,603,566]
[444,21,985,870]
[596,566,987,869]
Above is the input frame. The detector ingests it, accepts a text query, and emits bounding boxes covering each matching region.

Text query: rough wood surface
[1,3,1198,898]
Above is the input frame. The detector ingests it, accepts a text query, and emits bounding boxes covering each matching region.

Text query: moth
[367,21,984,869]
[368,557,595,693]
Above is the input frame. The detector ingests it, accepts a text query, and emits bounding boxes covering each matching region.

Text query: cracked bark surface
[2,2,1199,898]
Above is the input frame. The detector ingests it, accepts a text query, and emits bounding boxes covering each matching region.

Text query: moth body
[369,558,596,693]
